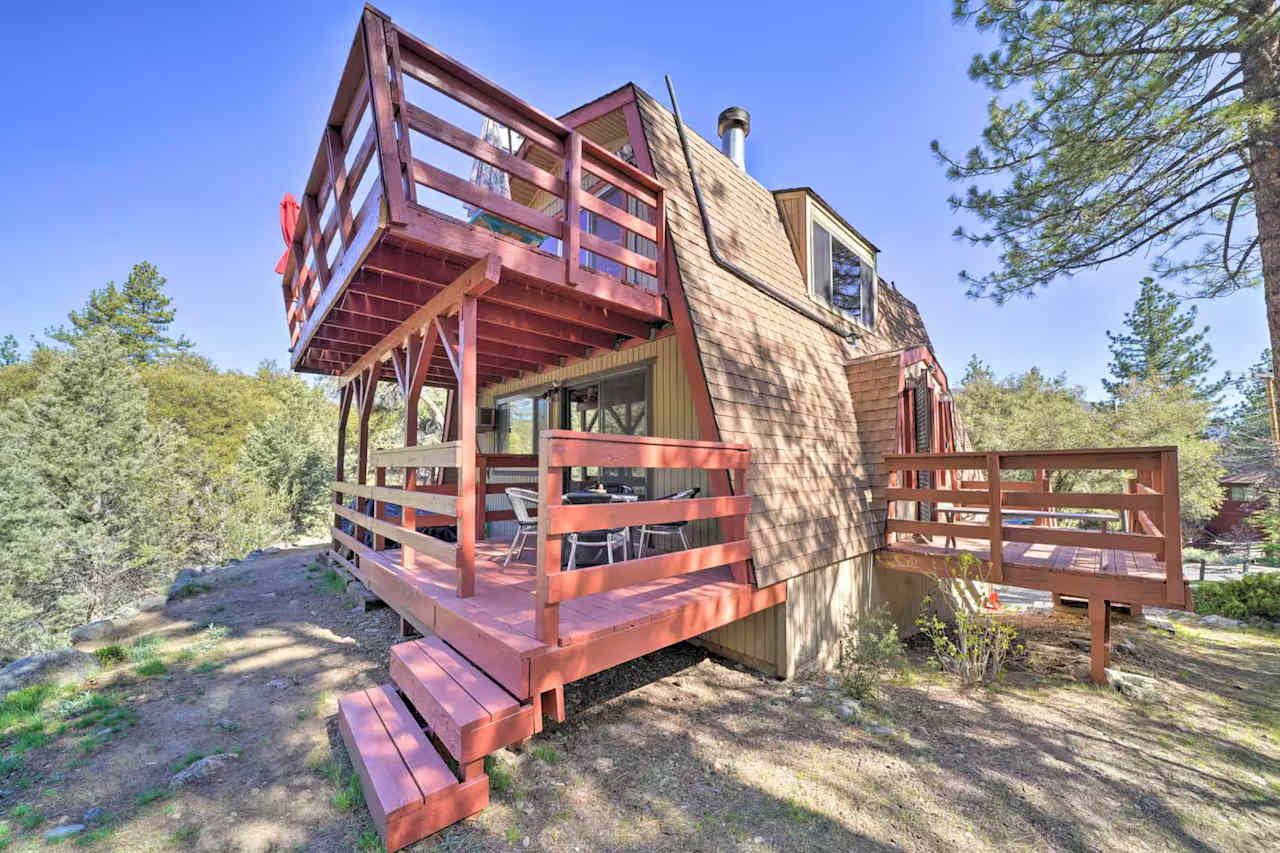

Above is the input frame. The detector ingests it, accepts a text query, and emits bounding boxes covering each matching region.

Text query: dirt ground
[0,545,1276,852]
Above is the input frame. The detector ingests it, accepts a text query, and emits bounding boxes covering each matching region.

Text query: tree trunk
[1242,2,1280,398]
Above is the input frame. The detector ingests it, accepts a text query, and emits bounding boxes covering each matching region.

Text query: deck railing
[284,9,666,361]
[331,445,539,578]
[883,447,1184,605]
[535,431,752,646]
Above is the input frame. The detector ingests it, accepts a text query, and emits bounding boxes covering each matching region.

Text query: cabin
[1202,469,1267,540]
[275,9,1191,849]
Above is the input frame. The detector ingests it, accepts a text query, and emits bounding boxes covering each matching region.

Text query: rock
[168,569,207,601]
[43,825,85,840]
[1106,669,1160,702]
[168,753,237,790]
[112,604,142,620]
[264,678,290,690]
[70,620,117,643]
[1143,615,1176,635]
[866,724,896,736]
[215,718,241,732]
[838,701,862,721]
[346,581,385,612]
[83,807,105,824]
[1136,794,1161,814]
[1069,638,1091,652]
[0,648,95,695]
[1116,639,1139,656]
[1199,614,1243,629]
[592,757,614,773]
[93,727,112,737]
[138,595,167,612]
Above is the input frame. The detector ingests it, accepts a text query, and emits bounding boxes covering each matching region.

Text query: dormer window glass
[811,220,875,326]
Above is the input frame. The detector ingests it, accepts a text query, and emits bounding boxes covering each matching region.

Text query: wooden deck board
[878,535,1181,608]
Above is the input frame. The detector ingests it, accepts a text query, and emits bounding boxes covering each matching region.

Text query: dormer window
[811,219,875,326]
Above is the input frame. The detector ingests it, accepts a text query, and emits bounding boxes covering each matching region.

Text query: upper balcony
[279,7,669,384]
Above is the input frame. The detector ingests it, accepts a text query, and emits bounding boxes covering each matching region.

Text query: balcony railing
[883,448,1184,605]
[535,431,752,646]
[282,8,666,359]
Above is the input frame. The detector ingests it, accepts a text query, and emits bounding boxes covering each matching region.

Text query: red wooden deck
[348,537,783,701]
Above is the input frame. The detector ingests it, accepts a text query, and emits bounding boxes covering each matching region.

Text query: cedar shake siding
[633,87,932,588]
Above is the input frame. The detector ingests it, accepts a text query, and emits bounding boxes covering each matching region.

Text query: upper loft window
[811,219,875,326]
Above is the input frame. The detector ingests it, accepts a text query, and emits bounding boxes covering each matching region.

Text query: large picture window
[563,368,651,496]
[811,219,875,325]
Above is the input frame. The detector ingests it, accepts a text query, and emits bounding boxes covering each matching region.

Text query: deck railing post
[730,454,751,584]
[475,453,488,544]
[986,453,1004,583]
[457,295,479,597]
[564,131,582,287]
[535,434,562,646]
[1161,448,1184,606]
[373,466,387,551]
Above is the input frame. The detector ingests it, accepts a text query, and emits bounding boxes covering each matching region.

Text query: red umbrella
[274,193,300,274]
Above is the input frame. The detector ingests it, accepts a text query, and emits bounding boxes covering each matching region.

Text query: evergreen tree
[0,334,18,366]
[1220,348,1277,474]
[1103,278,1225,399]
[238,380,334,536]
[48,262,193,363]
[936,2,1280,387]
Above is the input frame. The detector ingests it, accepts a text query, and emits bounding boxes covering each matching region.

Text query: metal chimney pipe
[717,106,750,171]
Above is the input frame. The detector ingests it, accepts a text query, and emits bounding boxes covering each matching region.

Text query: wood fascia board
[560,86,636,130]
[340,253,501,385]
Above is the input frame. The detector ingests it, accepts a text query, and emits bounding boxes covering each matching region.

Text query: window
[563,369,651,496]
[811,219,875,325]
[495,395,548,454]
[1228,485,1259,502]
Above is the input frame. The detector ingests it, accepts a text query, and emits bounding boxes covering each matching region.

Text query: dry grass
[0,547,1274,851]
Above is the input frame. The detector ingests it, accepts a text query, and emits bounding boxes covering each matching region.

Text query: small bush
[93,646,128,667]
[0,685,53,734]
[332,771,363,811]
[355,829,381,852]
[321,569,346,595]
[8,805,43,830]
[484,754,515,795]
[837,604,905,701]
[57,692,113,720]
[1194,573,1280,620]
[530,743,559,765]
[915,553,1023,685]
[135,659,167,677]
[127,635,164,662]
[135,786,170,807]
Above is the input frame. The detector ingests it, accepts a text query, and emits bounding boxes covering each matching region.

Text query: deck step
[390,634,536,764]
[337,685,488,852]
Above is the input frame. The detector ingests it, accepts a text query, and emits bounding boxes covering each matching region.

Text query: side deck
[876,447,1190,683]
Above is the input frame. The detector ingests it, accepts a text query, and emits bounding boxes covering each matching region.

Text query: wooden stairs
[338,634,538,851]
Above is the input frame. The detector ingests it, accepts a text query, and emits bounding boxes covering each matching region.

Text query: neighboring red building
[1204,470,1269,539]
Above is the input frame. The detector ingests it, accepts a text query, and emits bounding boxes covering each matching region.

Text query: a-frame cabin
[276,9,1191,848]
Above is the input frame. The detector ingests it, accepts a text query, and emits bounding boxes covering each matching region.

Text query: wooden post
[564,131,583,287]
[986,453,1003,583]
[540,687,565,725]
[730,457,750,584]
[334,384,353,536]
[400,330,435,569]
[1088,597,1111,684]
[887,469,898,545]
[474,452,488,545]
[355,368,378,556]
[535,433,562,645]
[373,466,387,551]
[457,295,479,598]
[1161,449,1184,606]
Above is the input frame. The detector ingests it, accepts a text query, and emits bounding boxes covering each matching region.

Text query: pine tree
[1103,278,1225,399]
[1219,348,1277,474]
[0,334,18,366]
[48,262,193,363]
[936,2,1280,389]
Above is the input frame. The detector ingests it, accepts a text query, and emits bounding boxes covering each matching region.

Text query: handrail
[883,447,1184,605]
[534,430,752,646]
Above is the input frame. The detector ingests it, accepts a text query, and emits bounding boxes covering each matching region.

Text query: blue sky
[0,1,1266,399]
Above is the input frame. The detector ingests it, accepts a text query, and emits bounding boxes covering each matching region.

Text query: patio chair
[502,487,539,567]
[636,487,700,557]
[564,492,629,571]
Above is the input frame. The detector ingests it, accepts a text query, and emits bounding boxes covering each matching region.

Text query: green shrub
[0,685,52,734]
[1193,573,1280,620]
[837,604,905,701]
[93,646,128,667]
[135,659,167,677]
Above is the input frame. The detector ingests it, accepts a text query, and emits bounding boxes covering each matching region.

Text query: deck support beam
[334,383,354,542]
[1088,597,1112,684]
[395,329,436,568]
[457,294,479,598]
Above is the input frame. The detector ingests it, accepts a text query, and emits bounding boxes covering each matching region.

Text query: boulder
[1199,614,1243,629]
[43,825,85,840]
[70,620,117,644]
[345,580,384,611]
[168,753,237,790]
[138,595,168,613]
[0,648,95,695]
[1106,668,1161,702]
[168,568,209,601]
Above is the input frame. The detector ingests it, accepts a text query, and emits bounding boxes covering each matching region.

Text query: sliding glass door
[563,368,650,496]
